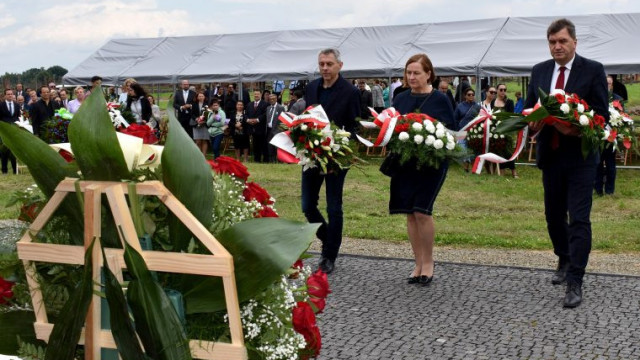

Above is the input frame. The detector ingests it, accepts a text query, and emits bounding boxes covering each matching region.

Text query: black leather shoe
[551,261,570,285]
[418,275,432,286]
[563,281,582,308]
[318,257,335,274]
[407,276,420,284]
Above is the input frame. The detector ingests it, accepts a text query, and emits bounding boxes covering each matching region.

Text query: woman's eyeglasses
[489,91,497,94]
[498,88,507,92]
[466,93,474,96]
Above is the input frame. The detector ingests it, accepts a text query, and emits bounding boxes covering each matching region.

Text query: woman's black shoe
[418,275,433,286]
[407,276,420,284]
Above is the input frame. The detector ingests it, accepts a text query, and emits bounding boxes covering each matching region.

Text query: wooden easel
[17,178,247,360]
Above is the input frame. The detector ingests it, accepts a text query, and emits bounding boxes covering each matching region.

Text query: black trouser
[1,147,16,174]
[594,148,616,195]
[542,153,598,286]
[251,133,268,162]
[178,116,193,138]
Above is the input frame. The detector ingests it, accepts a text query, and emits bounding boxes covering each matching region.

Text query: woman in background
[192,91,210,156]
[229,101,249,162]
[126,83,152,126]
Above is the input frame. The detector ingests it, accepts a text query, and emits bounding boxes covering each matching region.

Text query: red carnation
[554,93,566,103]
[580,99,589,111]
[208,156,249,180]
[607,129,617,142]
[594,114,605,128]
[309,296,326,314]
[298,135,307,144]
[243,182,273,205]
[256,206,279,218]
[307,269,331,299]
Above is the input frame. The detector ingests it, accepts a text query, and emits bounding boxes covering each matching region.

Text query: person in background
[119,78,137,105]
[610,74,628,101]
[1,88,19,174]
[438,80,456,110]
[246,90,269,162]
[192,91,210,157]
[454,76,471,104]
[265,94,285,162]
[29,86,55,139]
[371,79,385,113]
[391,53,455,286]
[514,91,524,114]
[148,95,161,129]
[482,85,496,110]
[229,101,249,162]
[289,90,306,115]
[16,95,25,115]
[594,75,623,196]
[58,89,69,109]
[491,83,518,178]
[207,99,227,159]
[358,80,373,119]
[173,79,197,138]
[454,88,480,172]
[381,80,390,108]
[126,83,152,128]
[67,86,86,114]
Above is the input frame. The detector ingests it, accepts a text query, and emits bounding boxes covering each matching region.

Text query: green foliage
[17,336,46,360]
[162,97,213,252]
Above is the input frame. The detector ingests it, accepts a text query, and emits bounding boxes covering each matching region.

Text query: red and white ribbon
[269,105,332,164]
[464,106,529,174]
[357,107,401,147]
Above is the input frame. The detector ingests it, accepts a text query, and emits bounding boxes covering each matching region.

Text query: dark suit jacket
[0,101,20,123]
[29,99,55,138]
[246,100,268,135]
[173,89,196,122]
[359,89,373,119]
[524,54,608,169]
[266,103,285,136]
[305,74,361,135]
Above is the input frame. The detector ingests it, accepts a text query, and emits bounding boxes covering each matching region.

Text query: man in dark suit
[303,48,360,274]
[1,89,20,174]
[357,80,372,120]
[265,94,285,162]
[29,86,56,140]
[173,79,196,138]
[246,90,269,162]
[525,18,608,308]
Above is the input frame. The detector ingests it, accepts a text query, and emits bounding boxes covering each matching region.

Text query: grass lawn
[6,157,637,252]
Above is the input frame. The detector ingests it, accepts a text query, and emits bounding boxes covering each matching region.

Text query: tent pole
[475,68,481,103]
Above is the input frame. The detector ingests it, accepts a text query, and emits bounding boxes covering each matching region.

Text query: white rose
[313,139,320,146]
[560,103,571,114]
[425,122,436,133]
[300,124,308,131]
[446,141,455,150]
[579,115,590,126]
[436,122,444,131]
[433,139,444,149]
[398,131,410,141]
[425,135,436,145]
[412,122,423,131]
[446,134,454,143]
[589,110,594,117]
[500,134,505,139]
[493,134,499,139]
[577,103,585,113]
[435,129,445,138]
[414,134,424,144]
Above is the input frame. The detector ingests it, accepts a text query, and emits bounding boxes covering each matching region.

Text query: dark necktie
[551,66,567,150]
[9,102,13,116]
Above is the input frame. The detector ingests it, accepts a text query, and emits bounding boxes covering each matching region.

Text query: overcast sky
[1,0,638,74]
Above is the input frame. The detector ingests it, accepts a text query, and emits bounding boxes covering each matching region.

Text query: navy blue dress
[389,90,455,215]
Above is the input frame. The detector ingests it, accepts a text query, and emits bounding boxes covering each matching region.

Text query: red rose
[256,206,279,218]
[554,93,566,103]
[307,270,331,299]
[208,156,250,180]
[243,182,273,205]
[298,135,307,144]
[0,277,15,305]
[580,99,589,111]
[594,114,605,128]
[292,302,321,357]
[309,296,326,314]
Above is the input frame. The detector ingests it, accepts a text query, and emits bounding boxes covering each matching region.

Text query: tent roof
[63,12,640,85]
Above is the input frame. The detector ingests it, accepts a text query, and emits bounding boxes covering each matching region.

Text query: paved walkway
[316,254,640,360]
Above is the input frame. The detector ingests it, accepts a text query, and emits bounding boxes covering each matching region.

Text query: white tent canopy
[63,12,640,85]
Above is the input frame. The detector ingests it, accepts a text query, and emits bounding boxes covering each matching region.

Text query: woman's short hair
[403,53,436,86]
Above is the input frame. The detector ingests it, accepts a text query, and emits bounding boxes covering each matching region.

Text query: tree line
[1,66,68,89]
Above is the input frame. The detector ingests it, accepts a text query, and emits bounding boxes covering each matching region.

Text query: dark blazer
[246,99,268,135]
[126,96,152,122]
[229,112,248,137]
[304,74,361,135]
[0,101,20,123]
[29,99,55,138]
[524,54,608,169]
[192,101,208,121]
[173,89,196,122]
[358,89,373,119]
[266,103,285,136]
[490,98,514,112]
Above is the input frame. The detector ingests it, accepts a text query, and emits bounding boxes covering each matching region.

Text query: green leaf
[124,243,192,360]
[68,89,130,181]
[45,240,96,360]
[101,247,147,360]
[161,97,213,252]
[183,218,318,314]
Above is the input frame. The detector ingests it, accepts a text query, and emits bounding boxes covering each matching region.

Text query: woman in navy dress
[391,53,455,286]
